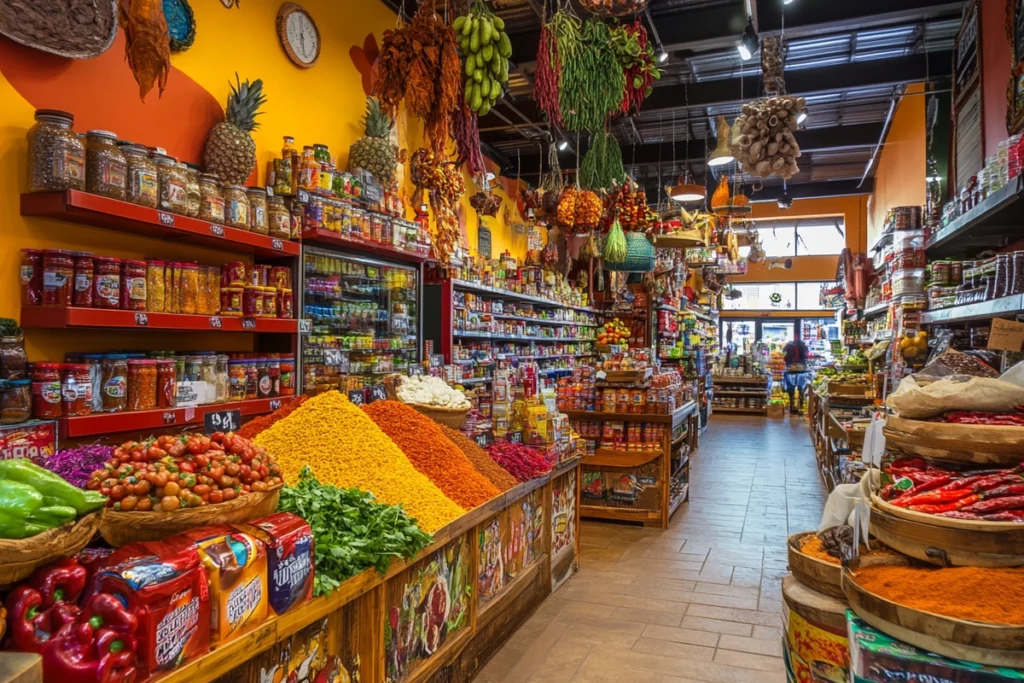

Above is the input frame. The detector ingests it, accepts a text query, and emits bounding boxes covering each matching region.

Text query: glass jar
[247,187,269,235]
[198,174,225,223]
[0,379,32,425]
[101,354,128,412]
[184,355,203,383]
[73,253,94,307]
[267,355,281,397]
[280,356,295,396]
[165,262,180,313]
[146,260,166,312]
[156,156,188,214]
[21,249,43,306]
[245,358,258,399]
[183,165,201,218]
[224,261,246,287]
[179,263,200,314]
[268,196,291,239]
[291,202,303,238]
[268,266,291,290]
[61,363,93,417]
[28,109,85,192]
[122,144,158,208]
[243,285,264,317]
[0,335,28,380]
[205,266,221,315]
[297,146,318,190]
[228,360,247,402]
[221,286,243,316]
[85,130,127,200]
[157,359,176,408]
[256,358,273,399]
[279,288,293,319]
[262,287,278,318]
[121,260,147,311]
[224,185,250,230]
[32,362,63,418]
[42,250,75,306]
[83,353,104,413]
[93,257,121,309]
[127,359,157,411]
[216,354,229,404]
[199,354,216,405]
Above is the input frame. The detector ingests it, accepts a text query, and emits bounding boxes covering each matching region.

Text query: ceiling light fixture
[783,0,794,4]
[669,171,705,202]
[797,110,808,124]
[557,139,569,151]
[656,49,669,64]
[707,116,735,167]
[737,17,758,61]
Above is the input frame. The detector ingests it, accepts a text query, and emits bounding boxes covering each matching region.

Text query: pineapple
[349,97,398,186]
[204,74,266,185]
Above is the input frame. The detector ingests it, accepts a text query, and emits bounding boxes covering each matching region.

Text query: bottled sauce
[28,110,85,192]
[0,335,28,381]
[122,144,158,208]
[94,257,122,308]
[32,362,63,418]
[179,263,200,314]
[127,359,158,411]
[121,260,147,311]
[183,164,201,218]
[157,359,176,408]
[101,355,128,412]
[229,360,247,402]
[83,353,104,413]
[198,174,225,223]
[297,146,318,190]
[268,196,291,239]
[279,288,293,318]
[42,250,75,306]
[146,260,166,312]
[267,355,281,397]
[256,357,273,398]
[156,155,188,214]
[247,187,269,235]
[275,136,296,195]
[73,253,94,307]
[280,356,295,396]
[224,185,250,229]
[62,363,93,417]
[85,130,127,200]
[21,249,43,306]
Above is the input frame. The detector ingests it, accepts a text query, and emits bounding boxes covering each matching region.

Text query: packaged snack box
[234,513,314,615]
[178,525,269,645]
[94,536,211,678]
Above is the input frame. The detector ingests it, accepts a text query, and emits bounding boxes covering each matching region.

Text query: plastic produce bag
[886,361,1024,419]
[818,471,877,532]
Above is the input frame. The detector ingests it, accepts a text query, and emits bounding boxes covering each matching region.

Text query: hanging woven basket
[579,0,649,17]
[605,232,655,272]
[654,228,706,250]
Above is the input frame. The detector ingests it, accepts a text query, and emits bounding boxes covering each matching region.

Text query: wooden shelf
[21,306,297,333]
[585,449,662,467]
[580,505,661,523]
[21,191,300,258]
[712,406,767,414]
[564,402,695,425]
[920,293,1024,325]
[712,376,769,385]
[450,279,597,313]
[301,227,428,264]
[713,390,769,397]
[926,176,1024,256]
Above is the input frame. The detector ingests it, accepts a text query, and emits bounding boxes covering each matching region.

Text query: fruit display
[86,432,283,512]
[454,0,512,116]
[598,319,630,345]
[348,97,399,186]
[0,459,105,539]
[203,74,266,185]
[898,330,928,359]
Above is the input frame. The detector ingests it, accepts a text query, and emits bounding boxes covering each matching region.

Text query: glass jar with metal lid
[267,195,291,239]
[247,187,269,235]
[121,144,158,208]
[155,155,188,214]
[85,130,127,199]
[198,174,225,223]
[223,185,250,230]
[27,109,85,192]
[182,164,201,218]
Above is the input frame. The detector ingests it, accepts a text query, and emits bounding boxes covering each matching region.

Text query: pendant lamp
[668,171,705,202]
[707,116,735,167]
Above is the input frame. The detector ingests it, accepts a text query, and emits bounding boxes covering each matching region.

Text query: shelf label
[204,408,242,433]
[408,365,425,377]
[209,316,223,329]
[157,212,175,227]
[209,224,226,237]
[241,318,257,330]
[297,189,310,204]
[297,319,312,334]
[323,349,343,366]
[271,239,284,251]
[347,389,365,406]
[162,411,177,425]
[369,385,388,403]
[474,433,493,448]
[266,185,275,197]
[269,399,282,411]
[134,313,149,326]
[989,318,1024,352]
[507,431,523,444]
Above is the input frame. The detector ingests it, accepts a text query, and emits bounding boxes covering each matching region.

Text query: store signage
[204,409,242,433]
[988,318,1024,352]
[298,319,312,334]
[363,183,383,204]
[242,318,257,330]
[297,189,310,204]
[157,212,175,226]
[347,390,365,406]
[210,224,226,237]
[134,313,149,326]
[0,421,57,461]
[408,365,425,377]
[478,226,492,260]
[209,316,223,329]
[323,349,343,366]
[369,385,388,403]
[507,431,523,444]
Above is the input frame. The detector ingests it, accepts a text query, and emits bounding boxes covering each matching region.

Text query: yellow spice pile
[254,391,464,532]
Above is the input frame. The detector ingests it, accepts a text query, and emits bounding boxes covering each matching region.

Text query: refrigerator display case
[301,246,420,393]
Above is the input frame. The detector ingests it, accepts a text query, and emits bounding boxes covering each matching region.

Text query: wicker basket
[0,513,99,587]
[579,0,649,17]
[604,232,655,273]
[98,487,281,547]
[409,403,470,429]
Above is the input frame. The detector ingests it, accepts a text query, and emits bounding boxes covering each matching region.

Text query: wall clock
[277,3,320,68]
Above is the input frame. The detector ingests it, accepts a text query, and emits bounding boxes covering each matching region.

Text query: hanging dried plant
[452,96,486,176]
[119,0,170,101]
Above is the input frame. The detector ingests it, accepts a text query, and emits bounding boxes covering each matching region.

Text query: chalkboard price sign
[507,431,523,444]
[369,385,388,403]
[348,390,365,406]
[478,225,492,260]
[204,409,242,433]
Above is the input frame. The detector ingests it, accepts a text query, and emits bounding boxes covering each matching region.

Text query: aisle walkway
[477,414,826,683]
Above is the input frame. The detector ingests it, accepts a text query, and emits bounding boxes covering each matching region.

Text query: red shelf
[21,191,301,258]
[301,228,428,264]
[21,307,297,333]
[58,397,294,438]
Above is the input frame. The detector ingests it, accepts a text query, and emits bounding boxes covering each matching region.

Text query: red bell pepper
[6,585,80,652]
[30,558,88,608]
[42,593,139,683]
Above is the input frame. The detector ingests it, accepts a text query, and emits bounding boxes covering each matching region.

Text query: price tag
[298,319,312,334]
[408,365,425,377]
[134,313,149,326]
[271,239,284,251]
[507,431,523,444]
[474,433,492,447]
[204,409,242,433]
[209,224,225,237]
[266,185,275,197]
[209,316,223,329]
[297,189,310,204]
[989,318,1024,352]
[242,318,257,330]
[369,385,388,403]
[162,411,177,425]
[347,390,365,406]
[157,211,175,226]
[269,399,282,411]
[324,349,343,366]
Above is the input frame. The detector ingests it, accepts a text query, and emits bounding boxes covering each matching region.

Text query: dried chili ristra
[910,494,980,514]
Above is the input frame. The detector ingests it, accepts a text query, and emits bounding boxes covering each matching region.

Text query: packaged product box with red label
[0,421,57,461]
[233,513,313,616]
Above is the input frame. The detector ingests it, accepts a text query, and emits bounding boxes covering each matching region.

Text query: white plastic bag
[818,472,877,531]
[885,373,1024,419]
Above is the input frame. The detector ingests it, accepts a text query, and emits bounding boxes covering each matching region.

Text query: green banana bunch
[452,0,512,117]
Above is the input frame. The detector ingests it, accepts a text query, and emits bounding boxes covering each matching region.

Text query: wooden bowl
[0,513,99,587]
[870,494,1024,567]
[98,487,280,547]
[883,416,1024,465]
[782,574,848,633]
[787,532,844,599]
[843,566,1024,668]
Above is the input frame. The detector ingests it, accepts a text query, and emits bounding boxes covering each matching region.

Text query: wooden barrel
[787,532,844,599]
[883,416,1024,465]
[782,573,848,633]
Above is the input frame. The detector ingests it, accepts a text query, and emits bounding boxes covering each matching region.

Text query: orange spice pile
[854,566,1024,625]
[439,425,519,491]
[798,534,841,565]
[237,395,307,439]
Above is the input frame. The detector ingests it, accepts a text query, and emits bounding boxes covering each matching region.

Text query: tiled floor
[477,414,827,683]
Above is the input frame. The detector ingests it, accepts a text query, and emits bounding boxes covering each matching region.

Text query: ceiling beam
[756,0,965,36]
[631,178,875,205]
[479,50,951,133]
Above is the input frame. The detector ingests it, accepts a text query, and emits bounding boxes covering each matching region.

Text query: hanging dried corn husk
[540,142,564,215]
[760,36,785,95]
[733,96,805,180]
[580,231,600,260]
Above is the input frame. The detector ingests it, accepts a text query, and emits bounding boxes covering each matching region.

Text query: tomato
[199,436,212,451]
[168,443,186,458]
[219,475,234,488]
[194,454,209,468]
[209,467,224,481]
[179,462,195,474]
[134,480,152,496]
[252,481,268,493]
[100,487,111,497]
[163,481,180,497]
[120,495,138,511]
[242,485,251,493]
[185,439,204,455]
[168,472,180,483]
[209,490,224,504]
[160,496,180,511]
[154,472,169,488]
[116,453,130,463]
[192,484,211,496]
[145,446,164,461]
[258,465,269,478]
[243,471,259,484]
[136,497,153,512]
[110,485,126,501]
[226,462,240,477]
[210,432,225,444]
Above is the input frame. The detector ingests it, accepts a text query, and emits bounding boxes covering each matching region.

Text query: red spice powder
[439,425,519,491]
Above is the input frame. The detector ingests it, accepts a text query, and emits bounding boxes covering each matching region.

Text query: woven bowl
[409,403,470,429]
[0,513,99,587]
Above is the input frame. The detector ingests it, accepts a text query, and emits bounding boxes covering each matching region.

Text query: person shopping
[783,336,811,415]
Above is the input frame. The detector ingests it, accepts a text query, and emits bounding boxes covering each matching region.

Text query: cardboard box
[767,403,786,419]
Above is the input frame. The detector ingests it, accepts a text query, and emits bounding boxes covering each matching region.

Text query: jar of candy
[228,360,247,402]
[93,257,121,309]
[31,362,63,418]
[183,164,201,218]
[198,174,225,223]
[127,359,158,411]
[268,196,291,239]
[28,110,85,192]
[121,260,147,311]
[224,262,247,287]
[224,185,250,229]
[179,263,200,314]
[146,260,165,312]
[269,266,291,289]
[243,286,264,317]
[101,354,128,412]
[122,143,158,208]
[262,287,278,318]
[85,130,127,200]
[43,250,75,306]
[247,187,269,235]
[279,288,293,318]
[216,354,229,403]
[83,353,104,413]
[155,156,188,214]
[157,359,176,408]
[61,363,93,417]
[21,249,43,306]
[73,253,94,307]
[221,286,244,316]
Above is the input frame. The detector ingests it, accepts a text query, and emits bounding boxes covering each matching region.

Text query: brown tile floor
[476,414,826,683]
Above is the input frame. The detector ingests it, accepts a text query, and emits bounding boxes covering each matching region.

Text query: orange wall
[729,195,868,284]
[982,0,1012,159]
[867,83,926,249]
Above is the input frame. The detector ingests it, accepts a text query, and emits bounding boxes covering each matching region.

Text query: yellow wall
[0,0,528,360]
[867,82,926,248]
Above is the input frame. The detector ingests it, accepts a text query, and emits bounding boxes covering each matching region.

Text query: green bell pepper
[28,505,78,527]
[0,459,104,515]
[0,510,51,539]
[0,479,44,517]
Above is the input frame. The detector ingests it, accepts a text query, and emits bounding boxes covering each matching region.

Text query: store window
[796,281,838,310]
[745,218,846,257]
[722,283,796,310]
[796,221,846,256]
